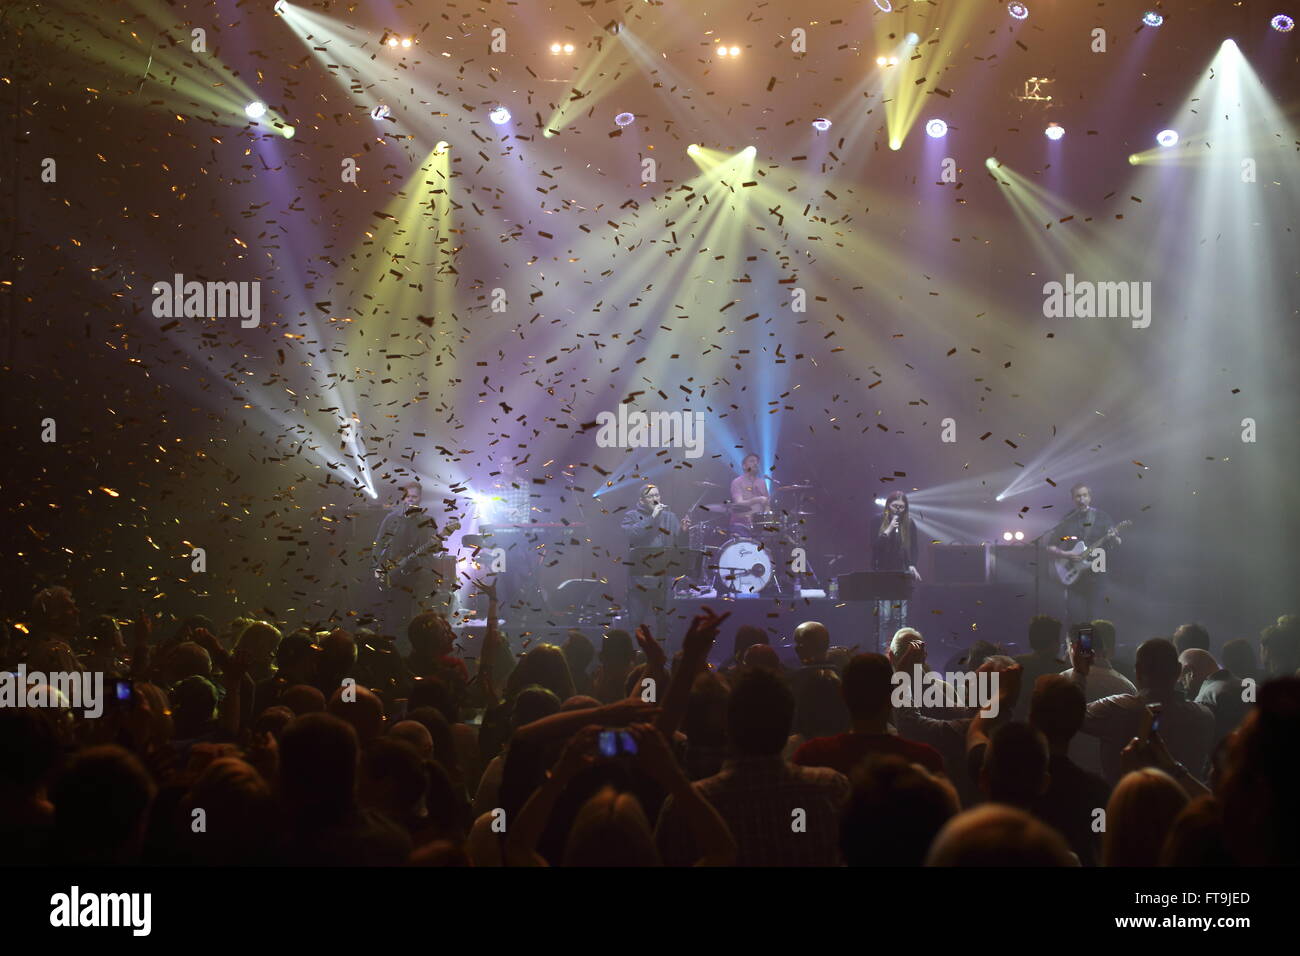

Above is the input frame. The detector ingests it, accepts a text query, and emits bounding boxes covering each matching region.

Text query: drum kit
[686,481,820,596]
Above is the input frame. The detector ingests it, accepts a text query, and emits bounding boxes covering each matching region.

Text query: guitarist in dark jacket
[375,481,460,644]
[1047,484,1121,626]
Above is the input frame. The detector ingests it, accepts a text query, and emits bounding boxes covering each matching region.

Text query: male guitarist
[375,481,460,646]
[1046,484,1122,626]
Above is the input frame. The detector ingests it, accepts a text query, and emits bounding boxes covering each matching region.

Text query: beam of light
[874,1,983,152]
[12,0,289,131]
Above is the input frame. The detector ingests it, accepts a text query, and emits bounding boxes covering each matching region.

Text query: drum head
[716,538,773,594]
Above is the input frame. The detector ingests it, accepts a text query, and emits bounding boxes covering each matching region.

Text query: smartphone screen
[618,730,638,756]
[598,730,619,759]
[111,678,134,704]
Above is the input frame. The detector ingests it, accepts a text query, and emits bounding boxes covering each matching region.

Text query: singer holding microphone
[622,484,693,637]
[873,492,922,636]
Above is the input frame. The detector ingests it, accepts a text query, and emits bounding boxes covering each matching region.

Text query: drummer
[728,453,772,537]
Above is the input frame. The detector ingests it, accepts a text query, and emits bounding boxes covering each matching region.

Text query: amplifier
[931,544,989,585]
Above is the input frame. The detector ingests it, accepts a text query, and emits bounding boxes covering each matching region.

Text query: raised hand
[681,605,730,661]
[635,624,667,672]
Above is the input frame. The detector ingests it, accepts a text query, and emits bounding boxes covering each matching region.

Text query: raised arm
[656,607,729,737]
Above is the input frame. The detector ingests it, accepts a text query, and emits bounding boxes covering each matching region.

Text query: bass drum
[715,538,773,595]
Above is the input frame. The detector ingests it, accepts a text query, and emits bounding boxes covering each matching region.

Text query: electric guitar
[377,521,460,590]
[1053,520,1131,586]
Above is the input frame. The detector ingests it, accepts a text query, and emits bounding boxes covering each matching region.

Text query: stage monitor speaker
[931,544,989,585]
[991,544,1040,588]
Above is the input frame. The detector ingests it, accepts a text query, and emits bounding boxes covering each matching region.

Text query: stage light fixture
[742,145,757,157]
[402,38,412,48]
[273,1,287,14]
[1143,12,1164,27]
[1003,531,1014,542]
[874,0,893,11]
[1044,122,1064,140]
[904,32,920,46]
[718,46,730,57]
[1272,14,1295,32]
[434,140,450,154]
[281,125,295,139]
[371,104,390,120]
[244,100,267,119]
[386,36,399,48]
[550,43,562,54]
[1156,128,1179,147]
[615,112,635,127]
[811,117,832,131]
[489,106,511,125]
[1015,531,1025,541]
[687,143,701,156]
[925,118,948,138]
[1008,2,1029,20]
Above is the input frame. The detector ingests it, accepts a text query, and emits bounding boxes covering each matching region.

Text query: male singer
[1045,484,1119,625]
[375,481,460,646]
[621,484,692,637]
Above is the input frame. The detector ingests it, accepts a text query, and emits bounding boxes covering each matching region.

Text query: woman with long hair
[872,492,922,636]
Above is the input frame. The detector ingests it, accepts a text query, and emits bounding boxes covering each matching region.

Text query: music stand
[628,546,703,581]
[835,570,914,651]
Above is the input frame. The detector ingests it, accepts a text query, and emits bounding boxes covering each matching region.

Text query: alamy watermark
[1042,273,1151,328]
[0,665,104,718]
[594,405,704,459]
[152,273,261,328]
[891,665,1003,717]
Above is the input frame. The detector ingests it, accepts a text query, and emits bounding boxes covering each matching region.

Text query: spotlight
[1272,14,1295,32]
[489,106,511,125]
[402,38,412,48]
[615,112,635,127]
[434,140,450,154]
[1002,531,1014,542]
[386,36,399,48]
[925,118,948,138]
[904,32,920,46]
[686,143,701,156]
[550,42,562,54]
[874,0,893,11]
[811,117,832,131]
[1156,128,1179,147]
[876,55,887,66]
[718,46,730,57]
[244,100,267,119]
[729,46,741,56]
[1128,153,1140,164]
[371,104,390,120]
[273,1,287,14]
[742,145,757,157]
[1142,11,1164,27]
[1044,122,1065,140]
[1014,530,1025,541]
[281,125,295,139]
[564,43,575,54]
[889,55,899,65]
[1008,2,1029,20]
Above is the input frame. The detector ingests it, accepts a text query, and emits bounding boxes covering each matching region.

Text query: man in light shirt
[1060,620,1135,775]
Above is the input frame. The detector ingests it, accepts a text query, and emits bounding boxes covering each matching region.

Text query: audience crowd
[3,580,1298,867]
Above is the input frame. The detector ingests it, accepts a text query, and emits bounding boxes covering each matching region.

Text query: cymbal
[775,483,814,491]
[694,480,720,487]
[697,502,744,513]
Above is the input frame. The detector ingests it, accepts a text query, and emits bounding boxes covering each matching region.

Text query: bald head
[1179,648,1220,699]
[794,622,830,663]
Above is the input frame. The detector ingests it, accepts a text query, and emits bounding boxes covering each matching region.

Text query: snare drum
[715,538,773,595]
